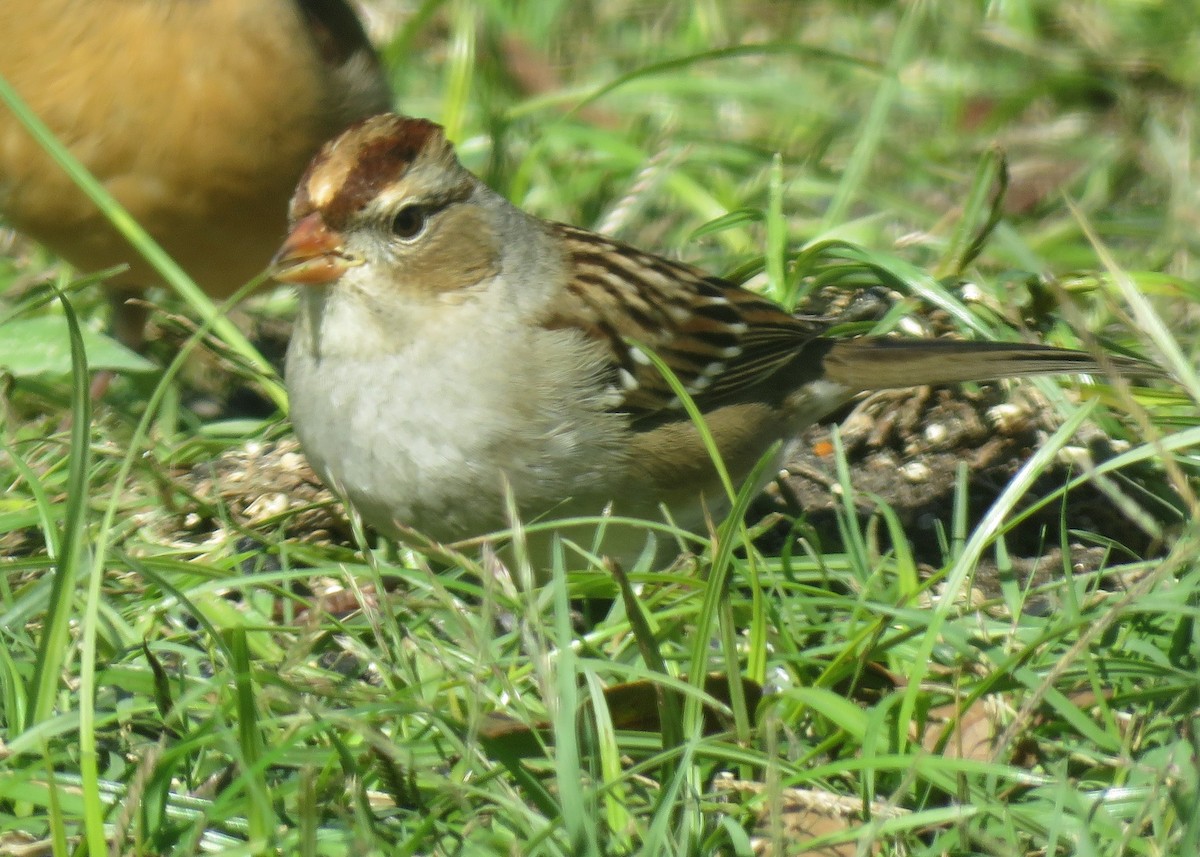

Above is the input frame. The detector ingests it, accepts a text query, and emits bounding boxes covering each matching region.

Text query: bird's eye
[390,205,427,239]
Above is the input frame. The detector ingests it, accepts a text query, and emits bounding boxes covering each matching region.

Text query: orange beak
[271,212,360,286]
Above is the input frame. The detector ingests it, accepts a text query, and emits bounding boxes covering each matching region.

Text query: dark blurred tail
[820,338,1157,391]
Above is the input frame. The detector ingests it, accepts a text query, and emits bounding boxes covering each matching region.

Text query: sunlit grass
[1,2,1197,855]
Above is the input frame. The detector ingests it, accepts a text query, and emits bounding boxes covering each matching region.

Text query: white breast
[286,294,630,544]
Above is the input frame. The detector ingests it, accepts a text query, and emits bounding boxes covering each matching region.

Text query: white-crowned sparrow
[0,0,390,347]
[274,113,1153,567]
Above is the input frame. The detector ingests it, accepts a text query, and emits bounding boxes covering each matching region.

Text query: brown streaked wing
[541,223,825,418]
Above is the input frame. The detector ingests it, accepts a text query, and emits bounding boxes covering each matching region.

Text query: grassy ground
[2,1,1199,854]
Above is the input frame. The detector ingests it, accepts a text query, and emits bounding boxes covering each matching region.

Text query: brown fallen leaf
[480,673,764,755]
[713,775,907,857]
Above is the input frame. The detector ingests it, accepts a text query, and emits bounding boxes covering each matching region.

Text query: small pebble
[1057,446,1093,469]
[960,282,984,302]
[987,402,1027,433]
[924,423,948,445]
[900,461,932,483]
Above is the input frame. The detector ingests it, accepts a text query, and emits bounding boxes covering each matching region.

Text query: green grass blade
[819,1,921,230]
[26,289,90,730]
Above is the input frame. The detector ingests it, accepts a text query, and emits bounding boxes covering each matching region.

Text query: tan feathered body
[0,0,389,342]
[276,115,1153,566]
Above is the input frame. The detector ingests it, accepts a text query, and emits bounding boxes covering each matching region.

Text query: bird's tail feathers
[820,338,1157,391]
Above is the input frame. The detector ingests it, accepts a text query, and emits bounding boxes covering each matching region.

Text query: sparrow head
[271,113,497,296]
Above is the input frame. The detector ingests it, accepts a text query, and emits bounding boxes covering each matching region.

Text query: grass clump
[1,2,1198,854]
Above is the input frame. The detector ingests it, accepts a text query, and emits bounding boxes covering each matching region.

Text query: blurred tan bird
[0,0,391,348]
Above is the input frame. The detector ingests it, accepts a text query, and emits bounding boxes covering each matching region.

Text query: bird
[273,113,1155,568]
[0,0,391,349]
